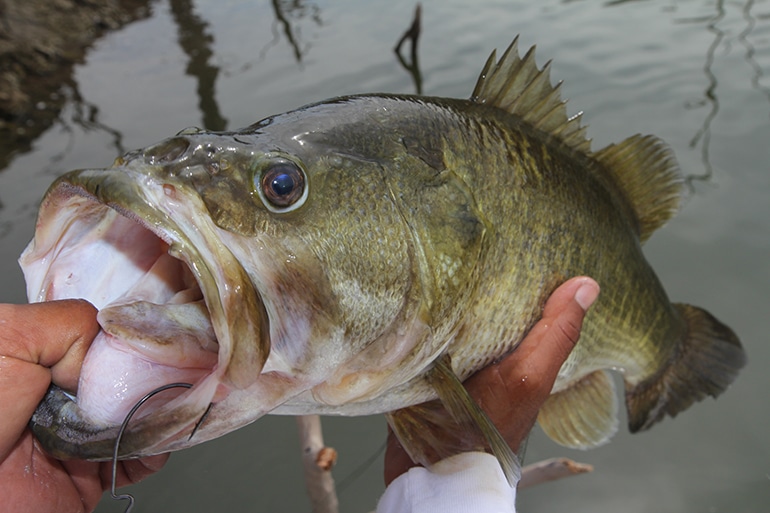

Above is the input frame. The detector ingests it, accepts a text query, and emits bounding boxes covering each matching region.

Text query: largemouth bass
[24,38,745,479]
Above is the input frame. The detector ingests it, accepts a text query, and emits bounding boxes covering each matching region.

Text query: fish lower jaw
[22,189,223,427]
[76,330,213,425]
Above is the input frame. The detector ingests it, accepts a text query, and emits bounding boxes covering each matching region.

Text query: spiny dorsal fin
[471,36,591,154]
[593,134,684,242]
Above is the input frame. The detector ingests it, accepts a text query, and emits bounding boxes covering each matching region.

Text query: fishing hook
[189,402,214,441]
[110,382,193,513]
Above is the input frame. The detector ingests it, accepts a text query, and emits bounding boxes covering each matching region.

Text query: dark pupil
[270,173,295,197]
[261,163,304,208]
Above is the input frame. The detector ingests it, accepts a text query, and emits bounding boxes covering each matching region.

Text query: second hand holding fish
[384,276,599,485]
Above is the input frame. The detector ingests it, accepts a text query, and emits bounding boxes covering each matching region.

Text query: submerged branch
[296,415,340,513]
[519,457,594,489]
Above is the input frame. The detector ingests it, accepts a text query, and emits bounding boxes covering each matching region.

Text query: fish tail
[625,303,746,432]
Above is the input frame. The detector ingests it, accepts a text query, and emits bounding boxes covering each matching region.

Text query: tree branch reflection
[53,83,126,168]
[394,4,423,95]
[738,0,770,108]
[267,0,322,65]
[169,0,228,131]
[682,0,724,187]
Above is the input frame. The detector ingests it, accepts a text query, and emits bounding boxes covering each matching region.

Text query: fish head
[23,101,448,460]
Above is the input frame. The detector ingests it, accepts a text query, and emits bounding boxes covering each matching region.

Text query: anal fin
[537,369,618,449]
[386,354,520,484]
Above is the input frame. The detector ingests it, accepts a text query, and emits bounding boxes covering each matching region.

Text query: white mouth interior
[25,199,219,425]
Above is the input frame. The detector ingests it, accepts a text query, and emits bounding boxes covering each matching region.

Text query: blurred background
[1,0,768,511]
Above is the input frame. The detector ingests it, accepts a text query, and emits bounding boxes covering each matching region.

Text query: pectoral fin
[537,369,618,449]
[386,354,520,484]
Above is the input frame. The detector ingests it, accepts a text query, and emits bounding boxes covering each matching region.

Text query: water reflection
[679,0,769,186]
[680,0,724,186]
[739,0,770,108]
[62,85,126,161]
[269,0,322,64]
[602,0,652,6]
[4,0,768,181]
[0,0,151,172]
[224,0,322,76]
[170,0,228,131]
[558,0,768,186]
[394,4,423,95]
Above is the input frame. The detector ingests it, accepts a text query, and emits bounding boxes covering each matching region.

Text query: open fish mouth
[22,164,269,460]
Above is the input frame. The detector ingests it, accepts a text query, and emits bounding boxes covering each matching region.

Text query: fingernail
[575,280,599,311]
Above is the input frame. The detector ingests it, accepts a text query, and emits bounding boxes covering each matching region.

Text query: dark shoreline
[0,0,152,170]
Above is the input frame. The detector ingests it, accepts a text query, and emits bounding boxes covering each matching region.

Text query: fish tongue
[97,300,218,369]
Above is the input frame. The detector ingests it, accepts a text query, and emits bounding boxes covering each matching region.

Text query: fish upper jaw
[21,164,271,459]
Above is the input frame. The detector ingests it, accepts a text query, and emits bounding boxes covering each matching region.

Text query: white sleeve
[376,452,518,513]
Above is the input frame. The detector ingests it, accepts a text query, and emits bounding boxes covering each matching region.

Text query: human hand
[0,300,169,513]
[384,276,599,485]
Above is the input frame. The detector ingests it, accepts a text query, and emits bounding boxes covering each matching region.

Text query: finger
[1,434,86,513]
[60,453,170,512]
[0,300,99,460]
[114,454,170,487]
[0,300,99,391]
[0,358,51,461]
[384,426,418,485]
[383,278,599,483]
[522,276,600,371]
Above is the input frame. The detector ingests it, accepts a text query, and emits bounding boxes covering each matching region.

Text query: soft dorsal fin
[471,36,591,154]
[593,134,684,242]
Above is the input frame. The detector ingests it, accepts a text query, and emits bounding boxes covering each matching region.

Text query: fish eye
[256,159,308,212]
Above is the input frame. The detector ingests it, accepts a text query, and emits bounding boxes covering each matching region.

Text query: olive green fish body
[270,94,677,401]
[23,38,744,471]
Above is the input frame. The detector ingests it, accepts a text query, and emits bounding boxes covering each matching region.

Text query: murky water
[1,0,768,511]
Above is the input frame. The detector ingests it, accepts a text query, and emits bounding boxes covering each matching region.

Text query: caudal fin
[626,303,746,432]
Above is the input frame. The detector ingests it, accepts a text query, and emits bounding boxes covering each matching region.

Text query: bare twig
[519,457,593,489]
[296,410,588,507]
[296,415,340,513]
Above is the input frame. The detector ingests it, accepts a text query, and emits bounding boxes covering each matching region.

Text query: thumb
[533,276,600,366]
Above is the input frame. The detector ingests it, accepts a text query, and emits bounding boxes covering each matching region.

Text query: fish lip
[25,165,269,460]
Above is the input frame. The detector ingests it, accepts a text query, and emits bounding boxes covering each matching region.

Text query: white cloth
[377,452,517,513]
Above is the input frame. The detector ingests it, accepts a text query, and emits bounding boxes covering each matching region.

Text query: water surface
[0,0,768,511]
